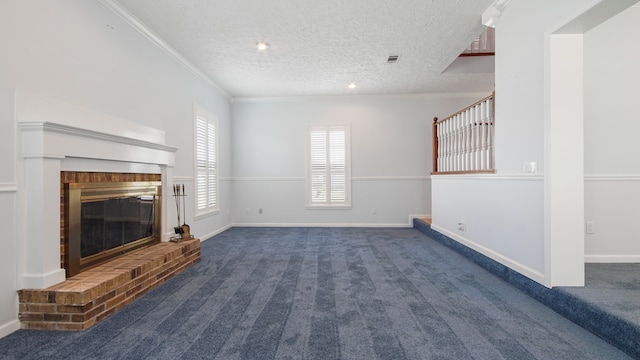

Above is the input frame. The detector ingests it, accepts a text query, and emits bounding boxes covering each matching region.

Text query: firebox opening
[64,181,162,277]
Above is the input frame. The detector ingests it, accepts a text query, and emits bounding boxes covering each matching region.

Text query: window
[307,124,351,208]
[194,105,219,217]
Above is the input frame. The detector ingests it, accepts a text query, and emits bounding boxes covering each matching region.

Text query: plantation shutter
[308,125,349,206]
[195,113,218,214]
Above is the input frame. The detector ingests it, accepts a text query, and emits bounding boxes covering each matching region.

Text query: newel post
[432,117,439,173]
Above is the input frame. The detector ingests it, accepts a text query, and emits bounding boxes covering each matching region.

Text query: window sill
[194,209,219,220]
[306,205,352,210]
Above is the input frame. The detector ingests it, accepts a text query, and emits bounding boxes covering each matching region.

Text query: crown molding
[233,91,491,103]
[99,0,232,101]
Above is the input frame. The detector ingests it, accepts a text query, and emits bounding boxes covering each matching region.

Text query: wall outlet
[245,208,249,214]
[457,222,465,232]
[523,162,537,173]
[258,208,263,214]
[585,221,595,234]
[371,208,377,215]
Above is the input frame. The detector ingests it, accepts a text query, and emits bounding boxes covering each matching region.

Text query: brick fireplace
[16,91,199,330]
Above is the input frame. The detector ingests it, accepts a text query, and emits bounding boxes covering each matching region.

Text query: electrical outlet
[245,208,249,214]
[457,222,465,232]
[523,162,537,173]
[585,221,595,234]
[258,208,263,214]
[371,208,377,215]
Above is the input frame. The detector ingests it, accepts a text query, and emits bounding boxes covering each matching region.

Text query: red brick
[44,313,71,322]
[26,303,56,313]
[27,322,58,331]
[19,313,44,321]
[94,290,116,306]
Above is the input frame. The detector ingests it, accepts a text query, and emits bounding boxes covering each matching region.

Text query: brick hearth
[18,239,200,331]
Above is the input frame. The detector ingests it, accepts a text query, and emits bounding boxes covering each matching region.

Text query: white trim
[0,183,17,193]
[193,209,220,221]
[585,255,640,263]
[430,174,543,181]
[305,205,352,210]
[352,176,431,181]
[229,176,430,182]
[431,224,547,286]
[584,174,640,182]
[233,91,490,103]
[230,177,305,182]
[23,269,66,289]
[232,215,428,228]
[19,122,178,154]
[22,153,66,160]
[0,320,20,339]
[233,222,413,228]
[198,224,233,242]
[99,0,231,101]
[173,176,195,182]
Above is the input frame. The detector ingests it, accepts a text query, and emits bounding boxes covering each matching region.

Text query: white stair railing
[432,92,495,174]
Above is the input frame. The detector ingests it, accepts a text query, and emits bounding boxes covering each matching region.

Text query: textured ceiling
[110,0,496,98]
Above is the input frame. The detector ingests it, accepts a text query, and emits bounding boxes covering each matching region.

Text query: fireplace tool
[171,183,193,242]
[181,184,191,238]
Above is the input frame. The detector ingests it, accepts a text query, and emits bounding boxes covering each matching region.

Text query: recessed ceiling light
[348,83,356,89]
[256,42,269,51]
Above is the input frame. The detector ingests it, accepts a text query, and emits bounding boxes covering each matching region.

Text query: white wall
[231,95,486,226]
[433,0,601,286]
[0,0,231,337]
[0,0,18,339]
[432,175,545,281]
[584,6,640,261]
[432,0,639,286]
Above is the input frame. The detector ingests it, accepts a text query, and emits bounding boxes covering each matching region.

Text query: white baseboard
[585,255,640,263]
[231,214,428,229]
[23,269,66,289]
[430,224,546,285]
[198,224,233,242]
[232,222,413,228]
[0,319,20,339]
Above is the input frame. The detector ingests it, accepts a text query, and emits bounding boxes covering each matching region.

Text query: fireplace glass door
[65,181,161,276]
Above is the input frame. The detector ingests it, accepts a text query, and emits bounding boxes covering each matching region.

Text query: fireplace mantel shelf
[19,121,179,155]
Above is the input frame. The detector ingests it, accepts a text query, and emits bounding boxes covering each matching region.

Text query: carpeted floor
[558,263,640,328]
[0,227,632,359]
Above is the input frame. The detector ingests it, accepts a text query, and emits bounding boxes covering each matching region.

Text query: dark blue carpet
[0,227,632,359]
[413,219,640,359]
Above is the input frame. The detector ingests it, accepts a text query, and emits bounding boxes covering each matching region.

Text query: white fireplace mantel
[17,91,178,289]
